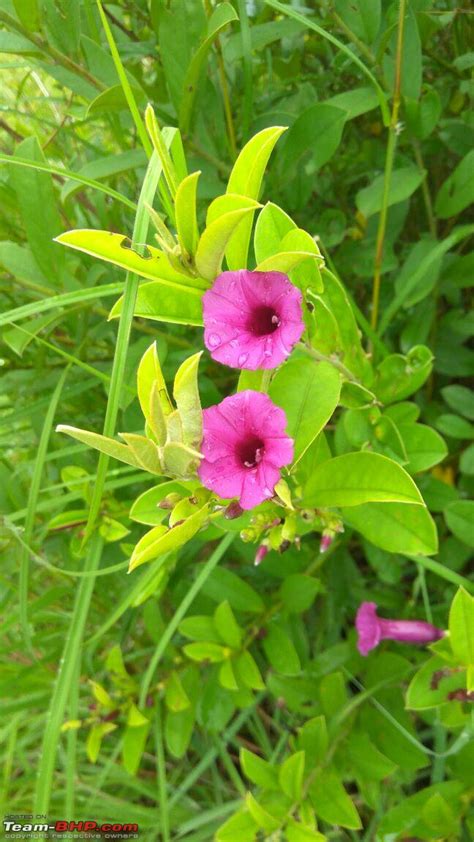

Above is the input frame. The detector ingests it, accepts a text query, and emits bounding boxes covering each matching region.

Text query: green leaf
[202,567,264,613]
[449,588,474,666]
[122,716,151,776]
[279,751,305,800]
[309,769,361,830]
[374,346,433,404]
[435,414,474,440]
[215,809,258,842]
[285,820,325,842]
[270,359,341,468]
[398,423,448,473]
[279,575,321,613]
[195,202,260,280]
[315,269,370,380]
[262,622,301,676]
[347,731,396,780]
[56,425,146,470]
[173,352,202,448]
[406,655,466,710]
[334,0,381,42]
[219,659,239,690]
[109,280,204,326]
[296,716,328,766]
[445,501,474,548]
[165,671,190,712]
[356,166,424,217]
[129,480,195,526]
[178,2,239,133]
[162,441,201,478]
[214,600,242,649]
[254,202,296,264]
[183,642,229,663]
[435,150,474,218]
[55,229,208,292]
[129,505,209,571]
[12,137,65,284]
[179,615,223,644]
[342,501,438,555]
[240,748,279,790]
[245,793,280,833]
[279,104,346,174]
[442,385,474,420]
[119,433,162,474]
[225,126,287,269]
[86,722,117,764]
[305,451,424,507]
[175,171,200,256]
[137,341,171,443]
[165,705,195,759]
[236,651,265,690]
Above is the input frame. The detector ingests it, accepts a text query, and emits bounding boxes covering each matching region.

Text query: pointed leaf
[109,280,204,326]
[56,425,141,469]
[226,126,287,269]
[196,204,260,280]
[304,452,425,507]
[55,229,208,290]
[129,505,209,571]
[119,433,162,473]
[175,171,200,256]
[173,352,203,447]
[279,751,305,800]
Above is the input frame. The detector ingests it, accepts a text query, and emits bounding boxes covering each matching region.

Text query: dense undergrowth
[1,1,473,840]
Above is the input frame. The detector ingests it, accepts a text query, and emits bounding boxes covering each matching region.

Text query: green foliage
[1,1,473,839]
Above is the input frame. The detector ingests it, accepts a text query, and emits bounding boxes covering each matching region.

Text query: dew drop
[263,337,273,357]
[208,333,221,348]
[238,352,249,366]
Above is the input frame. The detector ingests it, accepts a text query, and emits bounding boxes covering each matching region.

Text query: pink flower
[202,269,304,370]
[356,602,444,656]
[198,390,293,510]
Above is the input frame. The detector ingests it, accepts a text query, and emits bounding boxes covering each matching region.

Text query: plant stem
[302,343,358,382]
[412,139,437,237]
[370,0,407,331]
[216,38,238,159]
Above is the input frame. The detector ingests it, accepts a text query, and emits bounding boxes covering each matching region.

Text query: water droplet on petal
[208,333,221,348]
[263,337,273,357]
[230,339,238,348]
[238,353,249,367]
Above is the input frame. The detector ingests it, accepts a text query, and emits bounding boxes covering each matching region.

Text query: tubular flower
[202,269,304,370]
[355,601,444,656]
[198,390,293,510]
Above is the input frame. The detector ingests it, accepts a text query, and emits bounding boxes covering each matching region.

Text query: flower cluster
[199,269,304,509]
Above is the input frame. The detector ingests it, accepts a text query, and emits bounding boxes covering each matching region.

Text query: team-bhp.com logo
[3,820,138,837]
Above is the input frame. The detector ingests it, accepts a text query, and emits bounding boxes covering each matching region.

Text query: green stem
[412,139,437,237]
[155,702,170,842]
[407,555,474,594]
[302,343,358,382]
[370,0,407,330]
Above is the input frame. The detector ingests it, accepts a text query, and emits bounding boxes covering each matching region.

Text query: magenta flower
[356,602,444,656]
[202,269,304,370]
[198,390,293,510]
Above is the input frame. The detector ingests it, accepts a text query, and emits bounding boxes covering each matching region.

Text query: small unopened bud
[224,501,244,520]
[254,544,269,566]
[320,531,334,553]
[159,493,181,510]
